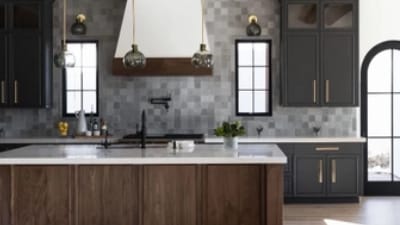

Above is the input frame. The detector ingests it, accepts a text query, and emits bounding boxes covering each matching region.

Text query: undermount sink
[96,143,167,150]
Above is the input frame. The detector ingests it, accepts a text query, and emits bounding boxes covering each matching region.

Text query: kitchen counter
[0,144,286,165]
[0,137,121,144]
[205,136,367,143]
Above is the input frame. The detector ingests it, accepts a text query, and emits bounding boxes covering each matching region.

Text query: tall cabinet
[281,0,358,106]
[0,0,52,108]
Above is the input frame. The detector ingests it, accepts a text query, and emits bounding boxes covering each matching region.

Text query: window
[235,39,272,116]
[63,41,98,116]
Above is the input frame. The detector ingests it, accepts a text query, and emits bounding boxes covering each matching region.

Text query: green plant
[214,121,245,137]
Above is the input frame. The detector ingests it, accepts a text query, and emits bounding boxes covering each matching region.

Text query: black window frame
[361,41,400,195]
[235,39,272,116]
[62,40,99,117]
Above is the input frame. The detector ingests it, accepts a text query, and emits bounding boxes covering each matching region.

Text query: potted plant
[214,121,245,149]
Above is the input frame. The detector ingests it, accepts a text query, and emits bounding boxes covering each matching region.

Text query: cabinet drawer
[295,143,362,154]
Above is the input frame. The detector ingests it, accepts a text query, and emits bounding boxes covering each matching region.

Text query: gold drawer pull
[315,147,340,151]
[325,80,330,103]
[332,159,336,184]
[318,160,323,183]
[14,80,18,104]
[313,80,317,103]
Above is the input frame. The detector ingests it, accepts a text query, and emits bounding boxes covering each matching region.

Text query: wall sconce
[71,14,87,35]
[246,15,261,36]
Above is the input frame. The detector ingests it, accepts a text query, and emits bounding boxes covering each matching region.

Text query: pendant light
[191,0,213,68]
[54,0,76,68]
[123,0,146,68]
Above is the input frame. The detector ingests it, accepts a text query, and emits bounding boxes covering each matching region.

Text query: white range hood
[114,0,210,58]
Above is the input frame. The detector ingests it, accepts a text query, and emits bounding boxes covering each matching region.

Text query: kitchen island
[0,144,286,225]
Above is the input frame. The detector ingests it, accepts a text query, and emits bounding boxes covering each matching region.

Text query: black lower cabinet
[327,155,359,197]
[295,155,325,197]
[282,143,363,203]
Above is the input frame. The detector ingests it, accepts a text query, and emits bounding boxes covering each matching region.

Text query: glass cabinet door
[323,3,353,29]
[13,4,39,29]
[288,3,318,29]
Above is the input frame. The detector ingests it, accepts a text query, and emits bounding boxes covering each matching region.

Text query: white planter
[224,137,239,150]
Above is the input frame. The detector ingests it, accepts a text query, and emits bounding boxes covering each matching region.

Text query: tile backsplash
[0,0,358,137]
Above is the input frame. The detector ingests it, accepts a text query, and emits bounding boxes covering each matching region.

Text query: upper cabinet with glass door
[323,2,354,30]
[287,2,319,30]
[286,1,355,30]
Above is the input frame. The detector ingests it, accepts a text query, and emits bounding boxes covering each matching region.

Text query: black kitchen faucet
[140,110,146,149]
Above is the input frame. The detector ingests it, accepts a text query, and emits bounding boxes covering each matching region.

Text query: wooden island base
[0,165,283,225]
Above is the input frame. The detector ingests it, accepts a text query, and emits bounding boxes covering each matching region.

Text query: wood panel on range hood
[113,0,213,76]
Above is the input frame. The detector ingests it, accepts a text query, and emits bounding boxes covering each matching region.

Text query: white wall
[357,0,400,135]
[360,0,400,62]
[115,0,209,58]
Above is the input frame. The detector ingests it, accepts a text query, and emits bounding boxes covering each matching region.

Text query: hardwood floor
[284,197,400,225]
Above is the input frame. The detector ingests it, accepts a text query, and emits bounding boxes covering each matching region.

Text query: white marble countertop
[205,136,366,143]
[0,144,287,165]
[0,137,121,144]
[0,136,367,144]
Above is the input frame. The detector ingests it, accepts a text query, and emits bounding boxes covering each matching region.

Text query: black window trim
[62,40,99,117]
[235,39,272,116]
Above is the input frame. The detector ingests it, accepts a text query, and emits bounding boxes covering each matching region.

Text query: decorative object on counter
[75,110,87,135]
[149,94,171,111]
[246,15,261,36]
[70,14,87,35]
[191,0,213,68]
[256,125,264,137]
[100,118,108,136]
[214,121,245,150]
[122,0,146,68]
[312,126,321,136]
[54,0,76,68]
[57,121,69,137]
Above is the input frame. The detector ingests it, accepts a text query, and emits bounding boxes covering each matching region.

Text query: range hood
[113,0,213,76]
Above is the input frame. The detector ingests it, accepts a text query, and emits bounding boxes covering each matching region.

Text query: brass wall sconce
[246,15,261,36]
[71,14,87,35]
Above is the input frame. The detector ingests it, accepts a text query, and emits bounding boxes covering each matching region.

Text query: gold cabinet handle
[325,80,330,103]
[315,147,339,151]
[1,81,5,104]
[313,80,317,103]
[318,159,323,184]
[332,159,336,184]
[14,80,18,104]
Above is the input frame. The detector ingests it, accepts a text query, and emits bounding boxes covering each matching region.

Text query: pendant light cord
[63,0,67,50]
[132,0,136,44]
[201,0,204,44]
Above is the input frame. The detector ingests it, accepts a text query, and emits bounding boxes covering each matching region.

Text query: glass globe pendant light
[123,0,146,68]
[191,0,213,68]
[54,0,75,68]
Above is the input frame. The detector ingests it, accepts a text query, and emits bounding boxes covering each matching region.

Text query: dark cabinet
[327,155,359,196]
[0,0,52,108]
[321,32,357,106]
[281,0,358,106]
[295,155,325,196]
[288,143,363,202]
[279,144,294,197]
[283,33,319,105]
